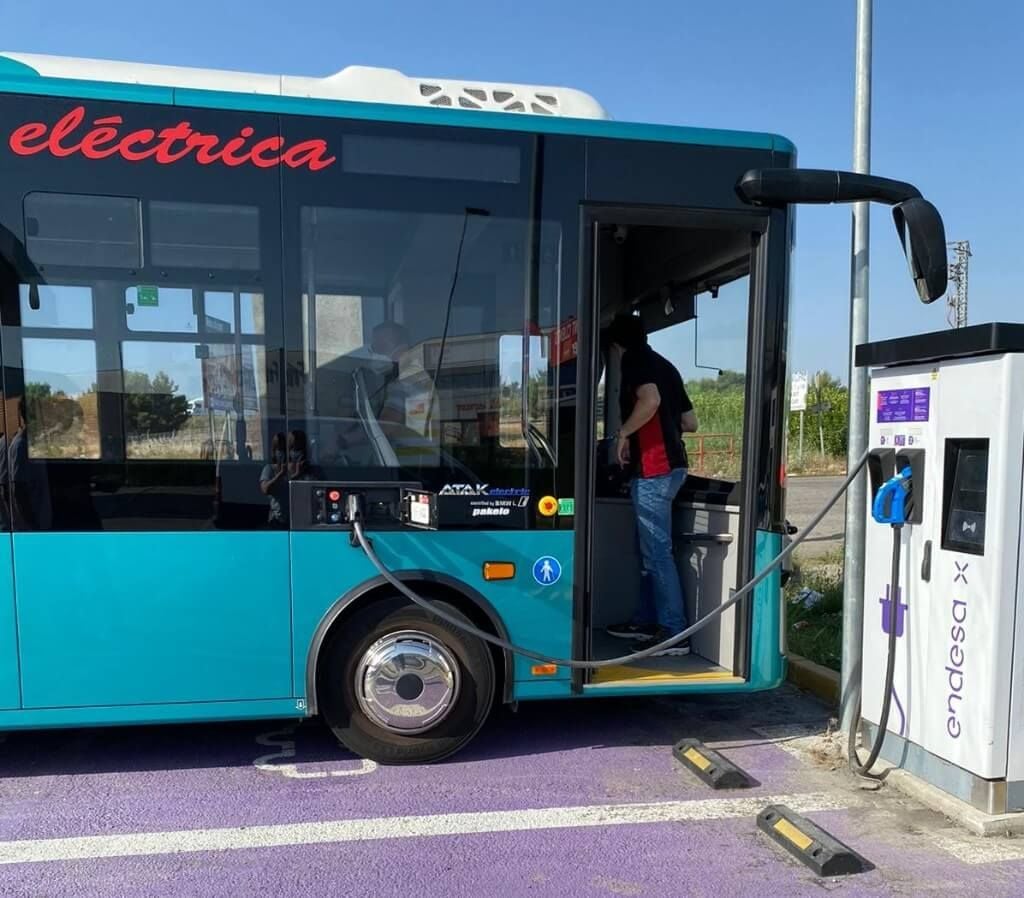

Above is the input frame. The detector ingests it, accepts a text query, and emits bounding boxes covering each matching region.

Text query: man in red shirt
[604,313,698,655]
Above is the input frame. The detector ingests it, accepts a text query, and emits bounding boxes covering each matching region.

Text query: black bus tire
[317,596,495,765]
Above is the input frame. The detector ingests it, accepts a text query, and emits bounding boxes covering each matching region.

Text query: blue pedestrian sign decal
[532,556,561,586]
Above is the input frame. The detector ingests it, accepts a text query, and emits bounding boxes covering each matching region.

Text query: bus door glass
[585,214,755,681]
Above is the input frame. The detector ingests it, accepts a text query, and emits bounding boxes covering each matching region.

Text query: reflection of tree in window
[120,340,266,461]
[123,367,216,461]
[21,338,100,459]
[25,382,87,458]
[123,371,189,436]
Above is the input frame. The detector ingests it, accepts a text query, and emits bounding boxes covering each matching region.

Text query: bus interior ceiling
[588,221,751,687]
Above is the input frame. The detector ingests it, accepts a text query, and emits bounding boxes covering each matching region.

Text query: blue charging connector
[853,463,913,779]
[872,466,913,526]
[854,452,924,778]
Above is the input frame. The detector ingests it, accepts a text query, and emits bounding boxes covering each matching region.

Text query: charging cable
[348,450,870,670]
[848,465,913,779]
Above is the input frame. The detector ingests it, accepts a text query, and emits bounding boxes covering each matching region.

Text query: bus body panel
[0,697,303,730]
[0,537,18,708]
[292,530,575,698]
[511,679,573,700]
[0,57,41,79]
[751,529,785,688]
[582,679,758,698]
[14,532,292,708]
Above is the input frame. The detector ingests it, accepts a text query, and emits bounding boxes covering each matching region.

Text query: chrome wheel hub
[354,630,460,734]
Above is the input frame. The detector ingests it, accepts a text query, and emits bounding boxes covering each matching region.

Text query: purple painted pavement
[0,695,810,842]
[1,816,1023,898]
[2,688,1022,897]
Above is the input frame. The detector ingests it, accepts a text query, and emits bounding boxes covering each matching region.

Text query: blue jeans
[630,468,688,633]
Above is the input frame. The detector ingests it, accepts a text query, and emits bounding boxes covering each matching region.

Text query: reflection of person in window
[260,432,288,527]
[260,431,315,527]
[2,399,52,531]
[368,321,408,426]
[366,321,437,437]
[287,430,313,480]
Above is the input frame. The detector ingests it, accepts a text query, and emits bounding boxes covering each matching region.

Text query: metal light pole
[840,0,872,736]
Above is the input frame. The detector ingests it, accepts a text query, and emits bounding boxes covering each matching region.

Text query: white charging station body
[858,323,1024,814]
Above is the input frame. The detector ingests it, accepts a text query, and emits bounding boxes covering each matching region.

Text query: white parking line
[0,791,853,866]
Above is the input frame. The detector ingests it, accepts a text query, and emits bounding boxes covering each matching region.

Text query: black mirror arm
[737,167,948,303]
[736,169,921,207]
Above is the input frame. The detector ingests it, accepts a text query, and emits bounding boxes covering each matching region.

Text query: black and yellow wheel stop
[672,739,757,789]
[757,805,872,877]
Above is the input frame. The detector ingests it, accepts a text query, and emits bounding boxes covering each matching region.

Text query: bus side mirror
[735,168,949,304]
[893,198,947,303]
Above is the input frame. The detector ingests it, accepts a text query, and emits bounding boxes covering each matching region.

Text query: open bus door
[573,206,773,693]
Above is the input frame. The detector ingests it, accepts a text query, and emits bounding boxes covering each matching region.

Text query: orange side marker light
[483,562,516,581]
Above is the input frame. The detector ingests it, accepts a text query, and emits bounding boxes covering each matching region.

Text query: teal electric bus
[0,53,944,763]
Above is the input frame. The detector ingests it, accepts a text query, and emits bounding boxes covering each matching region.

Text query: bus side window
[1,185,282,531]
[295,200,560,489]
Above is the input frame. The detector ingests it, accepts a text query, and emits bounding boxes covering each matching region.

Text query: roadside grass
[785,548,844,671]
[786,452,847,477]
[687,379,846,480]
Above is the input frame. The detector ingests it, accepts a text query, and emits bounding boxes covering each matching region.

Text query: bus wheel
[318,597,495,764]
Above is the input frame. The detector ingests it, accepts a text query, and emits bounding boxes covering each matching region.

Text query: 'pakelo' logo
[7,106,336,171]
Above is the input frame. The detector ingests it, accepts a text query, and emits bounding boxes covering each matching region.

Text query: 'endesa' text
[7,106,336,171]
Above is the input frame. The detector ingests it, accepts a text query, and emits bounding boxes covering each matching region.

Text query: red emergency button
[328,490,341,502]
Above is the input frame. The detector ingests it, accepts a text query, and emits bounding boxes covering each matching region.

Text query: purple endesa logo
[879,586,907,638]
[946,563,968,740]
[879,586,908,736]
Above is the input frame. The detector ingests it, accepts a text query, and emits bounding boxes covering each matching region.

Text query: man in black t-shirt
[604,313,698,655]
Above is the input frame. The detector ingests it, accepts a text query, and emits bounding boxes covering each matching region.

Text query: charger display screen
[941,439,989,555]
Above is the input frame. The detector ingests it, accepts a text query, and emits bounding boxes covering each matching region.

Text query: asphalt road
[787,476,847,560]
[1,687,1023,897]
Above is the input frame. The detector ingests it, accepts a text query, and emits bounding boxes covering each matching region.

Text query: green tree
[123,371,189,435]
[24,381,82,436]
[25,382,52,405]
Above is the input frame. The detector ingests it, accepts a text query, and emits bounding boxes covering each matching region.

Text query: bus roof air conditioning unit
[0,53,609,120]
[303,65,607,118]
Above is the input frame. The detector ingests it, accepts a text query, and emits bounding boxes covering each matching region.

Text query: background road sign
[790,373,809,412]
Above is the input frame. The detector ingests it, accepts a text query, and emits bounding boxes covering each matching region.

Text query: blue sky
[6,0,1023,381]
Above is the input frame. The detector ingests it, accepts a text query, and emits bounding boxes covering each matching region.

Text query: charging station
[856,322,1024,814]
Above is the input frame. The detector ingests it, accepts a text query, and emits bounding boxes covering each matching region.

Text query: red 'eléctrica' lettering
[7,106,336,171]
